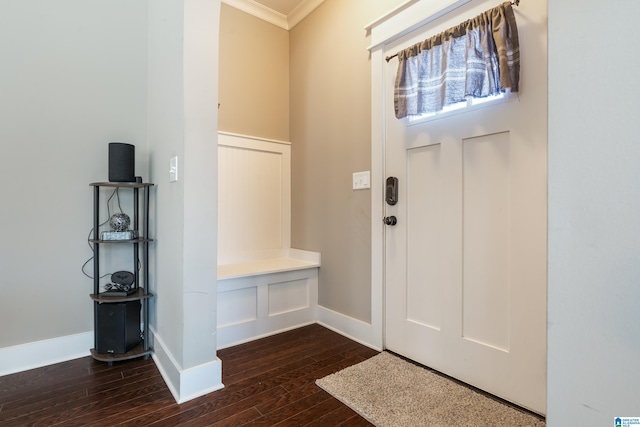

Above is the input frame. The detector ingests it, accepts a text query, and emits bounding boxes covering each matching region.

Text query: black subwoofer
[108,142,135,182]
[96,301,141,354]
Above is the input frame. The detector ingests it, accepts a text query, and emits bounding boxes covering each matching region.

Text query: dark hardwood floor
[0,324,378,426]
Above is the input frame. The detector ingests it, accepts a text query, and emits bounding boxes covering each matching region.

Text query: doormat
[316,351,545,427]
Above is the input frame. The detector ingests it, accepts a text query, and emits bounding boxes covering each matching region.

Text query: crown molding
[222,0,324,30]
[287,0,325,29]
[222,0,288,29]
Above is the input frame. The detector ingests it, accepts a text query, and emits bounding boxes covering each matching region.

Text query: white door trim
[369,0,470,353]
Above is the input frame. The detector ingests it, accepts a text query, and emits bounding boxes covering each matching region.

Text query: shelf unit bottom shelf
[90,344,153,363]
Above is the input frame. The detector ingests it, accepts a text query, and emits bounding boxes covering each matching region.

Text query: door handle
[384,216,397,226]
[386,177,398,205]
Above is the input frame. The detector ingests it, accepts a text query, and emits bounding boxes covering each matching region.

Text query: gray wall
[547,0,640,424]
[147,0,185,362]
[0,0,220,385]
[0,0,148,348]
[147,0,220,373]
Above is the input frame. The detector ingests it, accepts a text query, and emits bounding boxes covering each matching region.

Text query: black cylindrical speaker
[108,142,135,182]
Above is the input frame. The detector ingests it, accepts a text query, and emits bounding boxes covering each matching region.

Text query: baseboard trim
[0,332,92,377]
[150,327,224,404]
[217,321,316,350]
[316,305,383,352]
[0,309,377,382]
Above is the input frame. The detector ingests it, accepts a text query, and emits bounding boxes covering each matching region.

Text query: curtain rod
[384,0,520,62]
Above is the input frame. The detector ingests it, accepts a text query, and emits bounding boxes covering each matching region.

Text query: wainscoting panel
[268,278,310,317]
[217,286,258,328]
[217,132,291,264]
[217,267,318,349]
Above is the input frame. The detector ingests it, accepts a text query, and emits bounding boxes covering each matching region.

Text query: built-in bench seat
[216,132,320,349]
[218,255,320,280]
[216,250,320,349]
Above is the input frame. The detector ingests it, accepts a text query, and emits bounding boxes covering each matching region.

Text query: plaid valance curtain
[394,2,520,119]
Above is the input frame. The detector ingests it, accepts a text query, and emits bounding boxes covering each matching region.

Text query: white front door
[383,1,547,414]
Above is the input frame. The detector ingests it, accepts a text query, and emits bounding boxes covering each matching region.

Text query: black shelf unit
[90,181,154,364]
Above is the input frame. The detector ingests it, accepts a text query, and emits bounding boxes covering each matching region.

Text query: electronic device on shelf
[102,271,136,296]
[109,142,135,182]
[100,230,139,241]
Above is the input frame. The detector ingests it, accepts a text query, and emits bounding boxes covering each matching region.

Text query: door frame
[367,0,473,351]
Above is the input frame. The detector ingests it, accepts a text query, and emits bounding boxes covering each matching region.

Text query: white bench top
[218,257,320,280]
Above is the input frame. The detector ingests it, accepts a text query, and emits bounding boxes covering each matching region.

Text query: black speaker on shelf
[96,301,141,354]
[108,142,135,182]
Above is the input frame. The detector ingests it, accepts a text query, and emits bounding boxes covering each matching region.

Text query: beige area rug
[316,352,545,427]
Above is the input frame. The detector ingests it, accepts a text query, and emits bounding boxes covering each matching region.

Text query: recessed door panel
[407,144,444,330]
[462,132,511,351]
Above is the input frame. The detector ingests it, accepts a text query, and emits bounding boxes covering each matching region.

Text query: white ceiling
[223,0,324,30]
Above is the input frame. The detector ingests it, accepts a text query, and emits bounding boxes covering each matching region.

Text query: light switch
[169,156,178,182]
[353,171,370,190]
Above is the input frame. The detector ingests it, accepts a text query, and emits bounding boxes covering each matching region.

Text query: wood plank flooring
[0,324,378,426]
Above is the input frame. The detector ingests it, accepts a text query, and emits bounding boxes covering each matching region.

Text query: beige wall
[290,0,404,323]
[219,0,403,324]
[218,4,289,141]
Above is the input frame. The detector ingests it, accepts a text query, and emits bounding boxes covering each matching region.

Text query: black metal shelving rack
[89,182,154,364]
